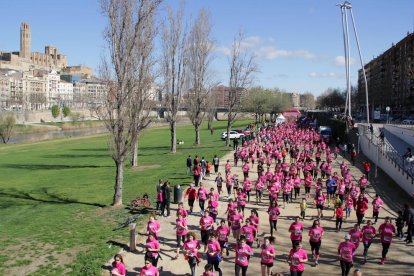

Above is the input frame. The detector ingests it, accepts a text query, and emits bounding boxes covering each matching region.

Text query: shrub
[51,105,60,119]
[63,106,71,118]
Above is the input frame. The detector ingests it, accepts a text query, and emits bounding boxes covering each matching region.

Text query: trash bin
[174,184,183,204]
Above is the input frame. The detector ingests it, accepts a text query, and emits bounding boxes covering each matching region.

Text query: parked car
[402,119,414,125]
[233,128,252,136]
[318,126,333,143]
[221,131,244,140]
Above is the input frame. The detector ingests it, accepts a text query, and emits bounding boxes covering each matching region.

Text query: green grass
[0,120,249,275]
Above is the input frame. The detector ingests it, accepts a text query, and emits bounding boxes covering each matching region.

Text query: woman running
[197,183,208,215]
[234,236,253,276]
[287,241,308,276]
[349,224,362,255]
[267,201,281,237]
[338,234,355,276]
[361,220,376,264]
[174,212,188,259]
[249,209,260,247]
[230,208,244,240]
[378,217,396,265]
[139,259,159,276]
[308,219,324,266]
[241,218,255,247]
[183,232,201,276]
[200,211,215,252]
[146,216,160,239]
[216,219,230,257]
[260,237,275,276]
[314,190,326,219]
[111,254,126,276]
[206,233,222,276]
[145,233,161,268]
[214,173,224,194]
[289,216,304,247]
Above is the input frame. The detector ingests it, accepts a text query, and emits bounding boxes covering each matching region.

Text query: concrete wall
[384,125,414,148]
[358,126,414,195]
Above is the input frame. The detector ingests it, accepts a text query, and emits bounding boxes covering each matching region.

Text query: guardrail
[359,124,414,179]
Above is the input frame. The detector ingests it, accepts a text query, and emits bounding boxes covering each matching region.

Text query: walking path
[106,147,414,276]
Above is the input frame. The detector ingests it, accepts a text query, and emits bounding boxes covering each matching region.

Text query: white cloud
[214,36,320,61]
[308,72,337,78]
[335,55,356,66]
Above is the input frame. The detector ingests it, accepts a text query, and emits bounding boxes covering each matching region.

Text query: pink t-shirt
[289,222,303,241]
[140,265,158,276]
[338,241,355,262]
[112,261,126,276]
[207,240,221,256]
[176,217,187,236]
[361,225,376,243]
[379,223,396,243]
[200,216,214,231]
[372,198,384,212]
[268,207,280,221]
[183,240,200,257]
[315,194,326,206]
[289,248,307,272]
[309,226,324,242]
[349,229,362,248]
[216,225,230,242]
[241,225,255,242]
[147,221,160,237]
[230,213,243,230]
[177,208,188,218]
[235,244,252,266]
[145,239,160,258]
[198,187,207,200]
[260,244,275,264]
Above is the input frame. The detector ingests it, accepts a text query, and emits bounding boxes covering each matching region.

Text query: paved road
[105,149,414,276]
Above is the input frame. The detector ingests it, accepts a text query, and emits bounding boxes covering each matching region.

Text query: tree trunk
[207,118,212,130]
[170,120,177,153]
[226,118,231,147]
[195,123,200,144]
[131,139,138,167]
[113,159,124,206]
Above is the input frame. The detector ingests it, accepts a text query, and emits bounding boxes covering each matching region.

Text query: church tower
[20,22,31,59]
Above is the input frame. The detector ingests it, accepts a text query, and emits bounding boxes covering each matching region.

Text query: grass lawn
[0,119,250,275]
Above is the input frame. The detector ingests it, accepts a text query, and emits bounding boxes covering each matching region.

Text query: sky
[0,0,413,96]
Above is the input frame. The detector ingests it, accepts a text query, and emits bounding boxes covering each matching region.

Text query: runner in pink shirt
[349,224,362,252]
[206,233,222,276]
[304,172,313,199]
[242,161,250,180]
[140,259,159,276]
[225,199,237,227]
[234,236,253,276]
[145,234,161,267]
[314,190,326,219]
[230,208,244,240]
[293,175,302,200]
[372,194,384,224]
[146,216,160,239]
[176,202,188,218]
[308,220,324,265]
[174,212,188,258]
[216,219,230,256]
[243,179,252,202]
[361,220,376,264]
[260,237,275,276]
[338,234,356,276]
[200,212,214,252]
[255,180,265,203]
[249,209,260,247]
[282,181,292,208]
[241,219,255,247]
[358,175,369,192]
[287,241,308,276]
[111,254,126,276]
[289,216,304,247]
[267,201,281,237]
[197,183,208,215]
[378,217,396,265]
[183,232,201,276]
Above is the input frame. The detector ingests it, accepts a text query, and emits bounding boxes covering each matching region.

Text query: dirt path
[104,149,414,276]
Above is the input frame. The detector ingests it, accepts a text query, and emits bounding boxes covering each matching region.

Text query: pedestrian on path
[289,216,304,247]
[338,234,356,276]
[260,236,275,276]
[308,219,324,266]
[378,217,396,265]
[361,220,376,264]
[206,233,223,276]
[111,254,126,276]
[287,241,308,276]
[233,236,253,276]
[183,232,201,276]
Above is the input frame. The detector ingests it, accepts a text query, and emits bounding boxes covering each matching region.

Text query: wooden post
[129,223,136,252]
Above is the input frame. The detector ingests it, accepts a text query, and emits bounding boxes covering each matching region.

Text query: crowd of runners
[110,121,413,276]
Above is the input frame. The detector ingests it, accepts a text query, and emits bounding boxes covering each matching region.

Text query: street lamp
[386,106,390,124]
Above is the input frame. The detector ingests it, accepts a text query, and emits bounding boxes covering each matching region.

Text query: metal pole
[344,4,352,118]
[349,8,370,124]
[339,5,349,117]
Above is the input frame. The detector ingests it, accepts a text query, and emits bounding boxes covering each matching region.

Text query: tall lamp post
[386,106,390,124]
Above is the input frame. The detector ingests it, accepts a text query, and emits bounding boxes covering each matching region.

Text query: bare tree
[226,32,258,146]
[186,9,214,144]
[301,92,316,110]
[0,112,15,144]
[100,0,160,206]
[161,2,188,153]
[205,89,217,130]
[129,0,160,167]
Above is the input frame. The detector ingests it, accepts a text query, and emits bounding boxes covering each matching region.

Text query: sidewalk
[105,149,414,276]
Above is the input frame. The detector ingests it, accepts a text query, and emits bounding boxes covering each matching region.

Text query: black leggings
[363,241,371,257]
[208,260,222,276]
[356,213,364,225]
[294,188,300,199]
[176,235,185,247]
[235,264,248,276]
[188,257,197,276]
[340,260,352,276]
[373,211,379,223]
[336,218,343,230]
[270,220,278,236]
[290,270,303,276]
[310,240,321,256]
[382,242,391,259]
[199,199,205,211]
[227,186,232,195]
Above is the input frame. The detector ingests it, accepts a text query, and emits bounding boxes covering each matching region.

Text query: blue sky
[0,0,413,96]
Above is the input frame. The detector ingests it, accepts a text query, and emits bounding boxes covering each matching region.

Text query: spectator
[186,155,192,175]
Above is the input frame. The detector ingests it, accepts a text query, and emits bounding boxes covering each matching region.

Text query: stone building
[0,22,67,71]
[357,32,414,116]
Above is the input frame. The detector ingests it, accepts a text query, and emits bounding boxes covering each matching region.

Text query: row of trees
[316,86,357,111]
[100,0,257,205]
